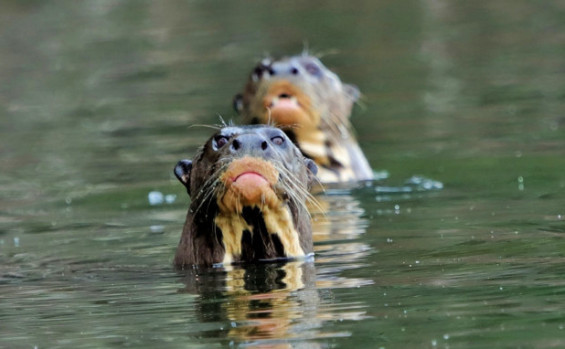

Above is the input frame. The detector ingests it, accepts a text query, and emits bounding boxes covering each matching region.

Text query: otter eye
[271,136,284,146]
[253,65,273,81]
[253,67,263,78]
[214,135,229,148]
[304,62,321,76]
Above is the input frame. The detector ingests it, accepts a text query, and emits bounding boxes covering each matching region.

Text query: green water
[1,1,565,348]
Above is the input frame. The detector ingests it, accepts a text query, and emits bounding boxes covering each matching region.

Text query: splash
[375,175,443,194]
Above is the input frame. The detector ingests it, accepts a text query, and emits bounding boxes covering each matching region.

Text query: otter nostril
[232,139,241,150]
[261,141,268,150]
[279,93,291,99]
[290,67,299,75]
[268,68,275,75]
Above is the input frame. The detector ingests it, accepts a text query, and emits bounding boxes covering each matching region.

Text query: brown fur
[173,125,318,267]
[234,54,373,183]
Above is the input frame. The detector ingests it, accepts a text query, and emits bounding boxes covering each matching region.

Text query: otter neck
[214,205,305,264]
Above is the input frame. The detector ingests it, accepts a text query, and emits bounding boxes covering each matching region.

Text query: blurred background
[1,1,565,348]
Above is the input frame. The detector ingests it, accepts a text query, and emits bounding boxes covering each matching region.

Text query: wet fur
[174,125,318,267]
[234,53,373,183]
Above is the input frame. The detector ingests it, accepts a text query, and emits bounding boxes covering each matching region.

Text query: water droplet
[431,339,437,346]
[165,194,177,204]
[373,170,390,180]
[65,197,72,205]
[443,334,450,340]
[517,176,524,191]
[13,237,20,247]
[148,191,164,205]
[150,225,164,233]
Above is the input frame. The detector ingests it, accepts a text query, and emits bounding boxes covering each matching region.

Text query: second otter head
[232,54,374,183]
[233,54,360,131]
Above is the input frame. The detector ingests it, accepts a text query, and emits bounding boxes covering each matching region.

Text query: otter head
[233,54,373,183]
[174,125,318,266]
[234,55,360,132]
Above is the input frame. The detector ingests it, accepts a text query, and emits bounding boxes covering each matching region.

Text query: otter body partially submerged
[234,54,373,183]
[174,125,318,267]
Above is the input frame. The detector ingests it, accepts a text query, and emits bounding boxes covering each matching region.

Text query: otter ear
[174,160,193,194]
[305,158,318,176]
[233,93,244,113]
[344,83,360,102]
[304,158,318,187]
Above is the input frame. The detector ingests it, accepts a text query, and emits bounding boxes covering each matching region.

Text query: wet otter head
[234,54,373,183]
[174,125,318,267]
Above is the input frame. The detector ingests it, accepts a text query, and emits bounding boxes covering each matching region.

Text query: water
[1,1,565,348]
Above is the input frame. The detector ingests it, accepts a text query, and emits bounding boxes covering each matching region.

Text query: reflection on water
[2,0,565,348]
[179,261,370,347]
[171,187,374,347]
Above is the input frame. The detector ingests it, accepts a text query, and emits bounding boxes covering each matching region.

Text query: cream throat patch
[214,204,305,265]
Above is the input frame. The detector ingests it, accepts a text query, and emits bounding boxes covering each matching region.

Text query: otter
[233,53,373,183]
[174,125,318,267]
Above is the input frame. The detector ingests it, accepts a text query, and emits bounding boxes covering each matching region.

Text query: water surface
[1,1,565,348]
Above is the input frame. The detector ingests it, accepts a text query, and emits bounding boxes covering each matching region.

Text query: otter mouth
[260,81,315,128]
[268,93,300,111]
[219,157,281,212]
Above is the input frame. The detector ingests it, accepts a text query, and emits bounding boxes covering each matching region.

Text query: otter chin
[219,157,279,212]
[173,125,318,267]
[234,53,374,183]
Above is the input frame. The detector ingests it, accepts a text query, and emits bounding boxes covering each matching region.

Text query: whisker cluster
[268,146,324,217]
[191,160,231,218]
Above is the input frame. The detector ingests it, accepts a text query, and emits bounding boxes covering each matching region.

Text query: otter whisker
[279,165,324,214]
[188,123,223,131]
[311,48,340,59]
[174,125,316,267]
[191,163,231,218]
[268,159,323,217]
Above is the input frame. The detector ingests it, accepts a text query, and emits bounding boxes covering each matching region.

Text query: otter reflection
[176,173,372,346]
[178,259,369,347]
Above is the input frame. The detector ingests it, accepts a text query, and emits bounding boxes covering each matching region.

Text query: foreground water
[1,1,565,348]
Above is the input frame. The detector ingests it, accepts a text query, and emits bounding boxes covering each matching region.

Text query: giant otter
[174,125,318,267]
[233,53,373,183]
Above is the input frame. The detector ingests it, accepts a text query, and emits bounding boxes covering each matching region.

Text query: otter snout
[224,132,287,160]
[230,134,269,153]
